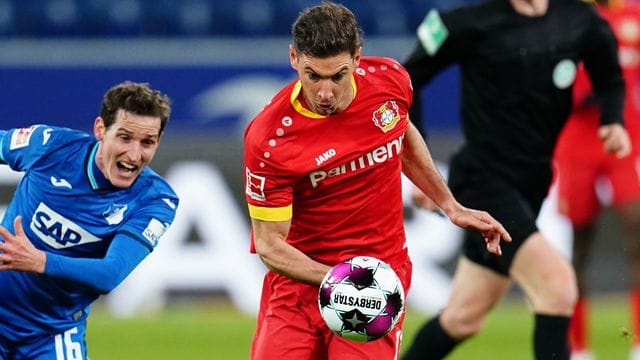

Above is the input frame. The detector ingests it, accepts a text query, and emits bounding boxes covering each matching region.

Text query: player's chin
[111,174,138,189]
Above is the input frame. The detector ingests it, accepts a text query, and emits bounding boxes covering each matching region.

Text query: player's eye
[332,74,345,82]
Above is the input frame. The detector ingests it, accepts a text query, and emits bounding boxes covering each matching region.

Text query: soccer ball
[318,256,405,342]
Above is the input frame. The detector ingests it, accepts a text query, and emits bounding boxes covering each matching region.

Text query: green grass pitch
[86,294,634,359]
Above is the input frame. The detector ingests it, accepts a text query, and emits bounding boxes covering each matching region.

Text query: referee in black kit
[402,0,630,359]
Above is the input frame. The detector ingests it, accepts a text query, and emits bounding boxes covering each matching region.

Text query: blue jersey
[0,125,179,341]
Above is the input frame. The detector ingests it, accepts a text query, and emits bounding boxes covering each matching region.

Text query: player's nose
[124,143,143,163]
[317,81,334,101]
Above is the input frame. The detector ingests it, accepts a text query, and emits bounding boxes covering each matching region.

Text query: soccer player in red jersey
[554,0,640,358]
[243,2,511,359]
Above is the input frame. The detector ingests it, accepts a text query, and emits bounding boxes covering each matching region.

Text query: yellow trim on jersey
[290,75,357,118]
[248,203,293,221]
[351,75,357,98]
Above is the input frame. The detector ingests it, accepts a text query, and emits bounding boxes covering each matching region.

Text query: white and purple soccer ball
[318,256,405,342]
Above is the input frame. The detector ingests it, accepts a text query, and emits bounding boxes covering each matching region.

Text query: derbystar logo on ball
[318,256,405,342]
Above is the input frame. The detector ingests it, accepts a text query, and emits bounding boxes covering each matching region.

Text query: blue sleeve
[0,130,6,164]
[0,125,70,171]
[44,232,150,293]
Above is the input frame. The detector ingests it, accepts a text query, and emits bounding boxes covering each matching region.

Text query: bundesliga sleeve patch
[417,9,449,56]
[245,167,266,201]
[10,125,39,150]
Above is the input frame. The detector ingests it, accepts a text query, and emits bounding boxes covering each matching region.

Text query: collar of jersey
[86,141,114,192]
[290,75,357,118]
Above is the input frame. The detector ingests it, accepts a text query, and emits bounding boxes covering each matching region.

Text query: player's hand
[447,207,512,256]
[598,123,631,158]
[0,216,46,274]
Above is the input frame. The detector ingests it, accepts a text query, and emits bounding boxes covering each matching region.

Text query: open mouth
[117,161,138,175]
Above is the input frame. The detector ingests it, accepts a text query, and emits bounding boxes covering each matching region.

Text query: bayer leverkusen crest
[372,101,401,133]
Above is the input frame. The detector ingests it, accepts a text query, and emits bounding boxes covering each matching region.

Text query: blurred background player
[553,0,640,359]
[401,0,629,359]
[0,81,178,359]
[243,2,510,359]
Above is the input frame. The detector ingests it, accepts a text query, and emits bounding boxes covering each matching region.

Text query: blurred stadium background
[0,0,634,358]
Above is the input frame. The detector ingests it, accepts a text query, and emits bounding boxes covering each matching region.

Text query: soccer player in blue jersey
[0,81,179,359]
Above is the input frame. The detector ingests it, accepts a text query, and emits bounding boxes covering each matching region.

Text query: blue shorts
[0,323,87,360]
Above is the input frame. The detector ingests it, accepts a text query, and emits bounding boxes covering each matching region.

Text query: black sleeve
[403,9,468,139]
[582,10,625,126]
[403,43,434,137]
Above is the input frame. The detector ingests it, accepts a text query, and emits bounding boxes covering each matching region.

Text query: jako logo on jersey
[142,218,168,247]
[315,148,336,166]
[245,167,266,201]
[103,203,128,225]
[50,176,72,189]
[309,134,404,188]
[10,125,39,150]
[162,198,177,210]
[372,101,401,133]
[42,128,53,145]
[30,202,101,249]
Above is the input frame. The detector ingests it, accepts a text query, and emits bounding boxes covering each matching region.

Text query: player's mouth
[316,104,335,114]
[116,161,139,175]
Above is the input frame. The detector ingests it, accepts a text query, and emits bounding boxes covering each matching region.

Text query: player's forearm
[255,237,331,286]
[401,124,459,213]
[45,235,149,293]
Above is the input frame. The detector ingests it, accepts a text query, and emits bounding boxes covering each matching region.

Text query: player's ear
[93,117,106,141]
[289,45,298,71]
[353,47,362,67]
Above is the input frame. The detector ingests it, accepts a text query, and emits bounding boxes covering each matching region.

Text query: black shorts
[448,158,550,276]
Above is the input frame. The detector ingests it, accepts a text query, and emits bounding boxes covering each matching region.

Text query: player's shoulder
[359,56,406,74]
[133,167,179,212]
[139,167,177,198]
[429,1,510,38]
[244,81,297,142]
[47,125,92,143]
[6,124,91,154]
[356,56,410,88]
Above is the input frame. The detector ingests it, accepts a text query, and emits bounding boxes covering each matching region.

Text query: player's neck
[510,0,548,17]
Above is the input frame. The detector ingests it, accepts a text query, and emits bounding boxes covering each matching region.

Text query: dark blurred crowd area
[0,0,479,38]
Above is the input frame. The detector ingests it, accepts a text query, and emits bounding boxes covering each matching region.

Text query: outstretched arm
[401,123,511,254]
[0,215,149,293]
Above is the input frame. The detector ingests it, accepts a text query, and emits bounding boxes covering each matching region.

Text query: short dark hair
[291,1,363,59]
[99,81,172,134]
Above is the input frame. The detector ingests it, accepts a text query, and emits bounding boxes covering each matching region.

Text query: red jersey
[555,4,640,159]
[555,3,640,224]
[244,56,412,268]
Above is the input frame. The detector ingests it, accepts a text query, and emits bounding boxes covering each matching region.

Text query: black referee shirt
[404,0,624,188]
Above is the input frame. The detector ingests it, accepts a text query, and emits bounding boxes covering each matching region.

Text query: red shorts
[250,259,412,360]
[555,149,640,227]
